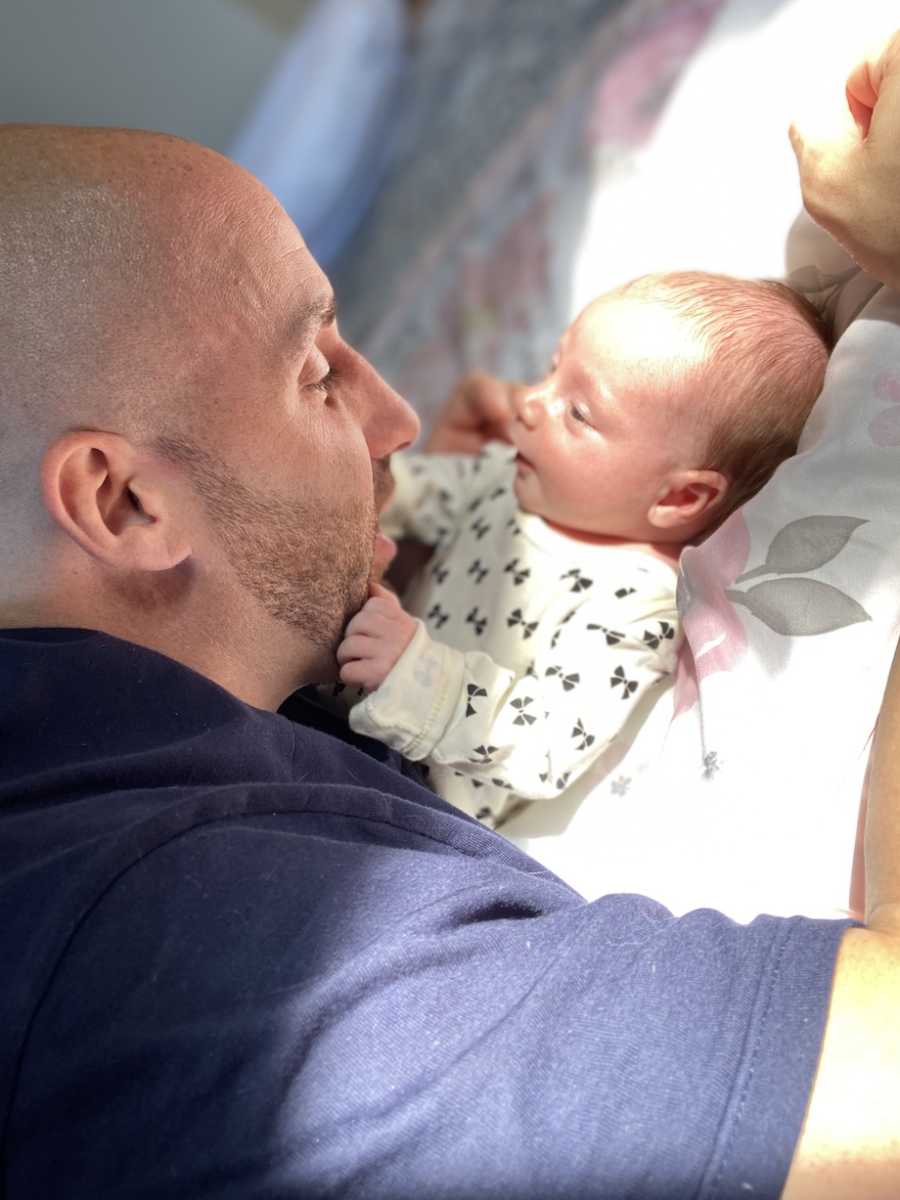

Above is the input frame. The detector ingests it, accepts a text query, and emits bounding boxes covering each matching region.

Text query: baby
[334,271,831,827]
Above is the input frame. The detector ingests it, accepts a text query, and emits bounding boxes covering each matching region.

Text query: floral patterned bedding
[332,0,724,429]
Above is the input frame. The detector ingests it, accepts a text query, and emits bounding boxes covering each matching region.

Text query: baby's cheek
[550,468,590,511]
[511,471,531,507]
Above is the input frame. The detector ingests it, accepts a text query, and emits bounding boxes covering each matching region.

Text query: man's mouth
[373,458,395,516]
[375,483,395,515]
[374,477,396,566]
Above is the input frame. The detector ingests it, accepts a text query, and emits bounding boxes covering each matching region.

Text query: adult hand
[789,31,900,292]
[337,583,417,692]
[425,371,522,455]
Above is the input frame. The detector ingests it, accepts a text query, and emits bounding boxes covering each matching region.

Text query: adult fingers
[863,31,900,145]
[846,59,878,136]
[846,32,899,136]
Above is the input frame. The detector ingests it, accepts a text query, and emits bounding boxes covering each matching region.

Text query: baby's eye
[570,403,592,425]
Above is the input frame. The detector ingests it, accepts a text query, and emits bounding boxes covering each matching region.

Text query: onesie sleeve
[349,593,681,815]
[380,444,512,545]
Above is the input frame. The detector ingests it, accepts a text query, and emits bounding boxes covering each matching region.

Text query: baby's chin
[512,472,542,517]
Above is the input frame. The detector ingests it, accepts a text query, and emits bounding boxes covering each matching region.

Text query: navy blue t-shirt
[0,629,849,1198]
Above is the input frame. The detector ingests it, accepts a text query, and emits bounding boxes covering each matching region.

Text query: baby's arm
[345,592,681,810]
[382,447,506,546]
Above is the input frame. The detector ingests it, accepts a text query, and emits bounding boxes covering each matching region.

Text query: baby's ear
[648,469,729,532]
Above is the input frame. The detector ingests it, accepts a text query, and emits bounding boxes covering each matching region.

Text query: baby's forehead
[569,292,708,396]
[576,292,701,352]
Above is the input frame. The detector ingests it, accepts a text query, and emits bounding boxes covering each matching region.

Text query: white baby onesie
[348,443,681,826]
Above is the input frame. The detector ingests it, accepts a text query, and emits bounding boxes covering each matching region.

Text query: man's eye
[308,367,335,397]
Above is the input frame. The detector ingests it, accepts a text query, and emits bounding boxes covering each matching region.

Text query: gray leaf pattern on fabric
[737,516,868,582]
[727,578,870,637]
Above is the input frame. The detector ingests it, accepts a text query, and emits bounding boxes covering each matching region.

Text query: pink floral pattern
[875,370,900,404]
[673,512,751,716]
[355,0,726,428]
[586,0,722,149]
[868,370,900,447]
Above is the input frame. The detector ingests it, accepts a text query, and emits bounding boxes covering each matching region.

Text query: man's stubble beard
[154,437,374,654]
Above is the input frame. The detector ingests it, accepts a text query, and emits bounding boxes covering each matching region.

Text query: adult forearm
[865,636,900,932]
[781,632,900,1198]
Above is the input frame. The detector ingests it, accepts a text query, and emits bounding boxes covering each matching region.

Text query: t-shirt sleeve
[9,801,849,1200]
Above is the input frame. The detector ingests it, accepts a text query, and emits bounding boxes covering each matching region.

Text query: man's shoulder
[9,817,847,1199]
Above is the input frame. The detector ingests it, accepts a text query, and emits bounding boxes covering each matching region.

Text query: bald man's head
[0,125,419,703]
[0,125,278,458]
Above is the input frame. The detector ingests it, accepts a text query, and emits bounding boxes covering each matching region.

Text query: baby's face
[509,292,706,541]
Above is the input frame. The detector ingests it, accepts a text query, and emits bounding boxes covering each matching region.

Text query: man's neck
[0,600,317,711]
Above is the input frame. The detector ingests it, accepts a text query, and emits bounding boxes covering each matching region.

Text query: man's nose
[354,348,421,456]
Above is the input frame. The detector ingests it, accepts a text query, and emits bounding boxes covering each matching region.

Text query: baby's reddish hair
[621,271,832,527]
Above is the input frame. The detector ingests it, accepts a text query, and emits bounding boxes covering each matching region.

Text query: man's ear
[647,469,729,531]
[40,431,191,571]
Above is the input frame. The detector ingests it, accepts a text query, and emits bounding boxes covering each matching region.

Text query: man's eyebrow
[286,295,337,347]
[311,296,337,326]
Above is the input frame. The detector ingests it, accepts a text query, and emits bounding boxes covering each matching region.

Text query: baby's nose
[514,388,544,429]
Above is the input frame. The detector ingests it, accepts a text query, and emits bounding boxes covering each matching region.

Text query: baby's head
[509,270,831,544]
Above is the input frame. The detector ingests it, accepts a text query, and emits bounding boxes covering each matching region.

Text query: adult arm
[781,34,900,1194]
[781,634,900,1197]
[789,31,900,293]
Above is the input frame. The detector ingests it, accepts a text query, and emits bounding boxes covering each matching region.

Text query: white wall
[0,0,289,153]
